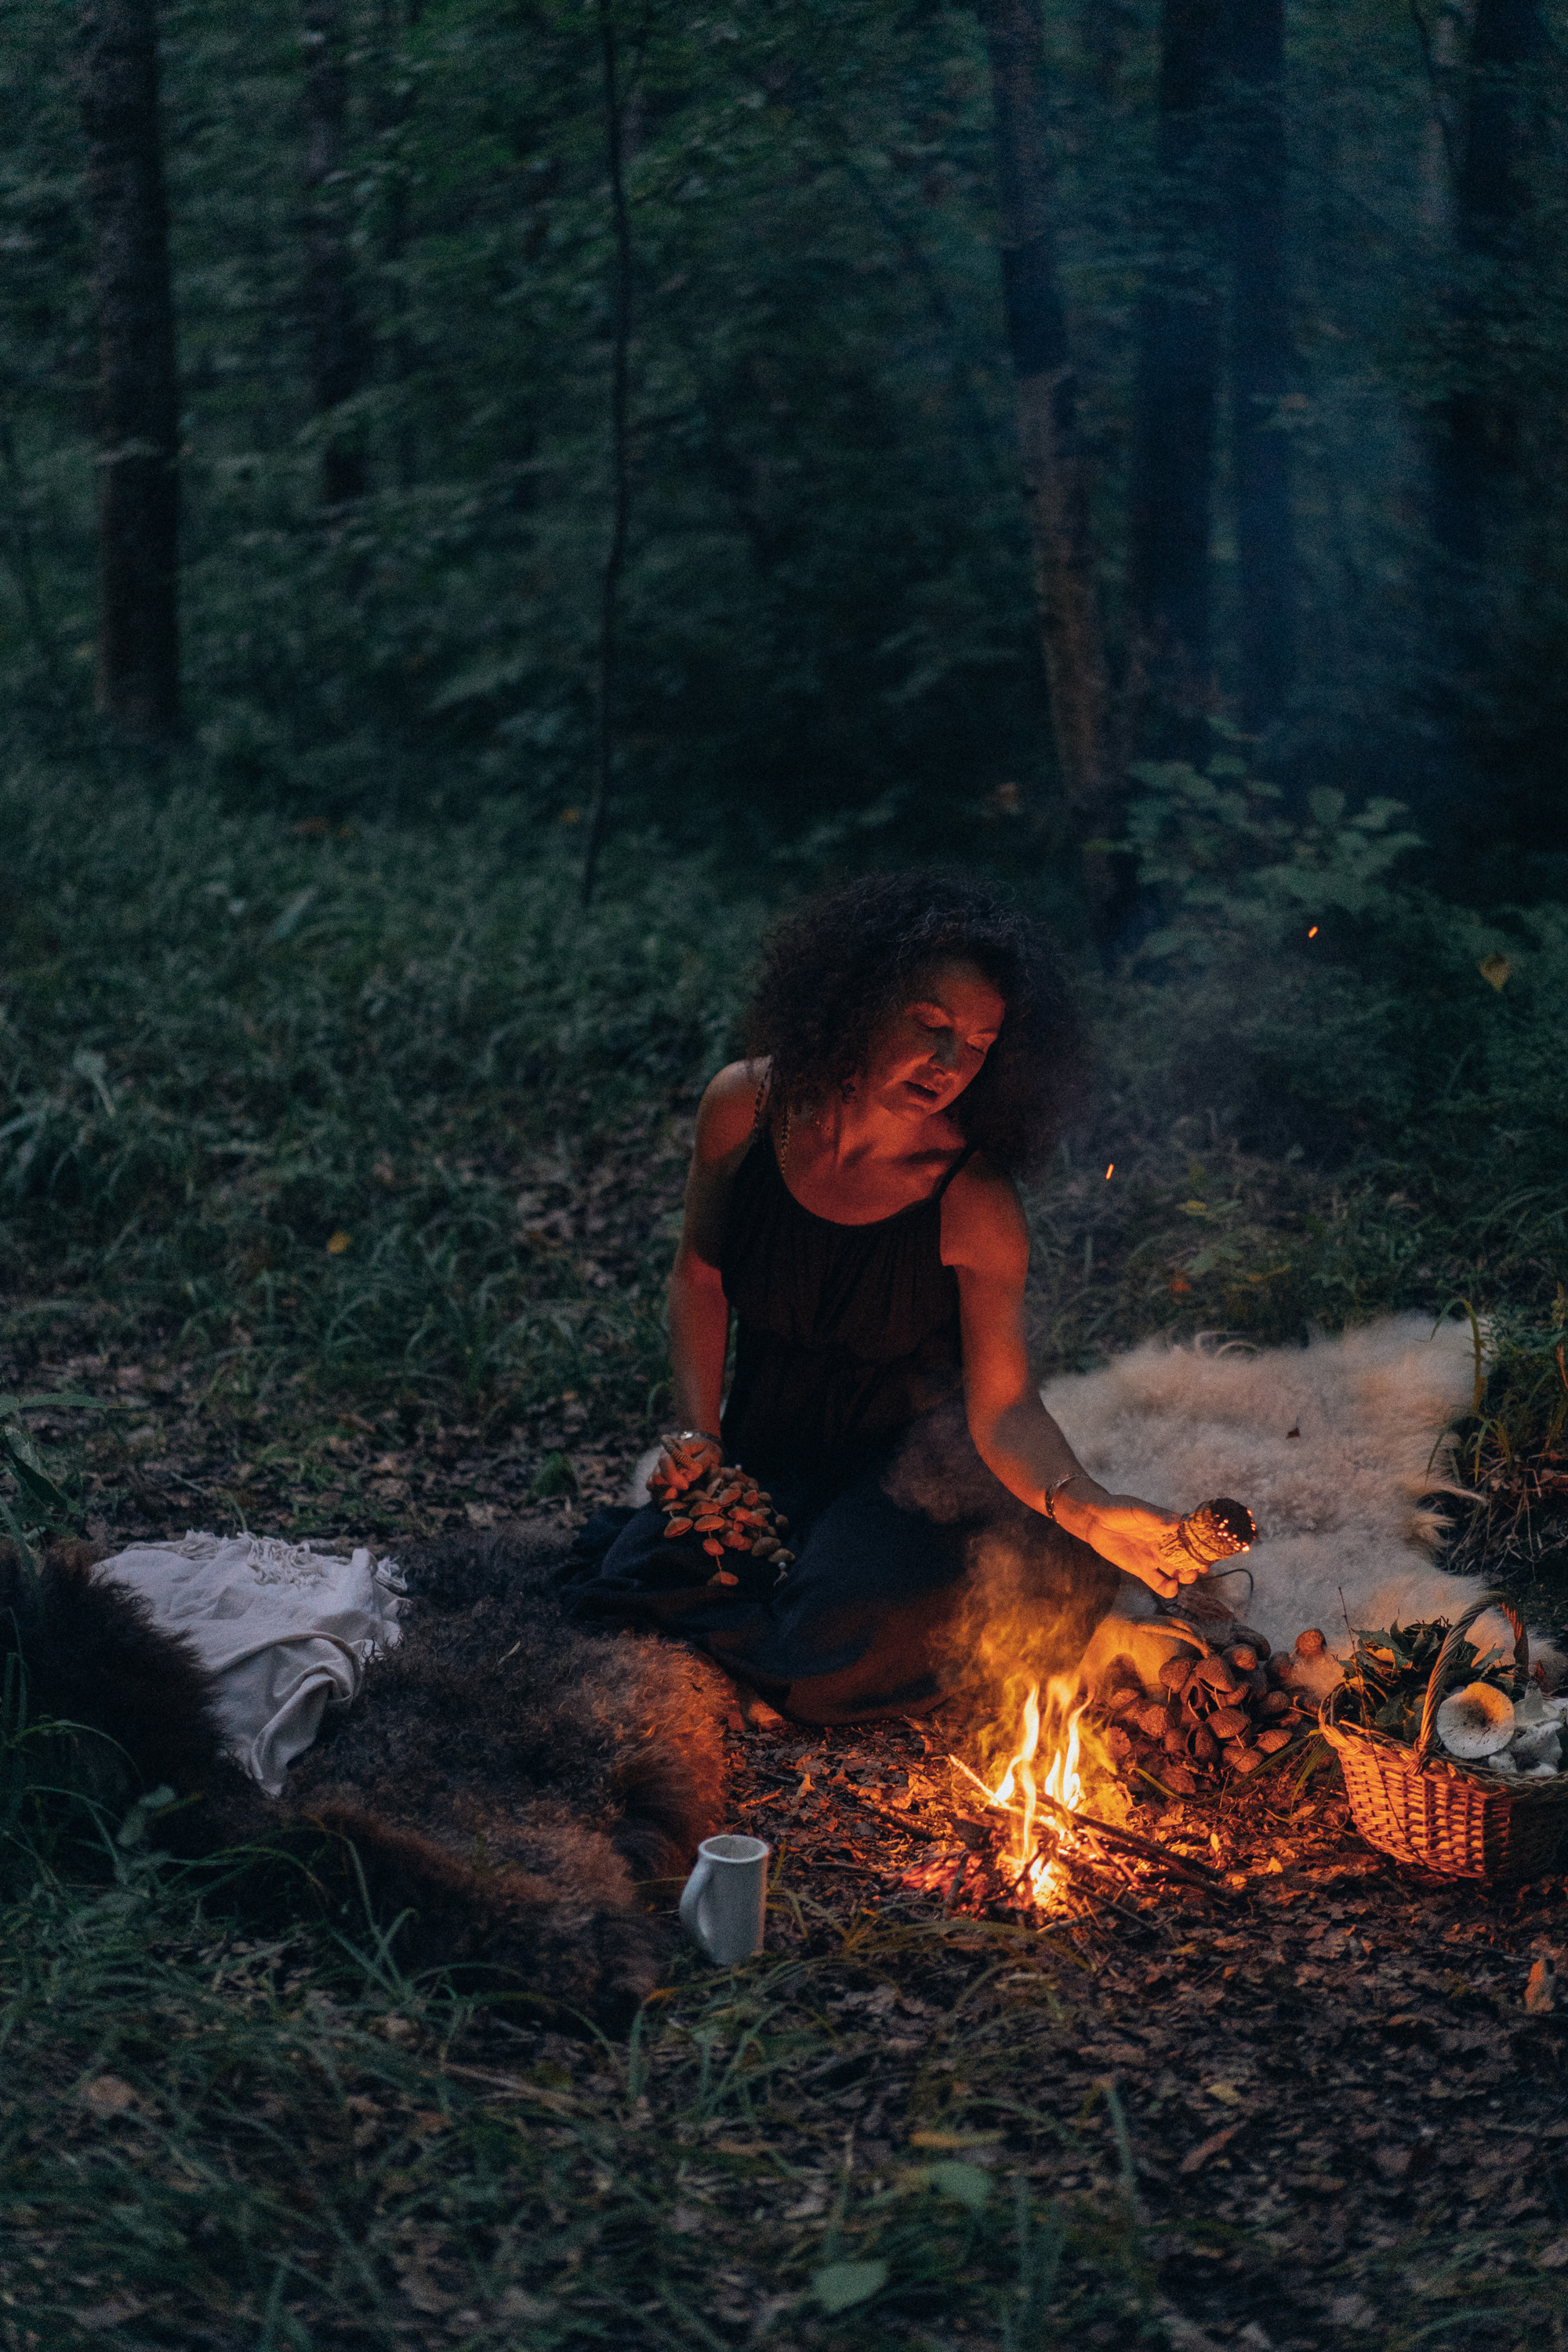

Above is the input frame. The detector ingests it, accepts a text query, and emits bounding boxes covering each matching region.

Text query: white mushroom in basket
[1434,1681,1515,1760]
[1510,1719,1566,1772]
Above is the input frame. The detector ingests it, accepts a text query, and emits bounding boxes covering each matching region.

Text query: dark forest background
[3,0,1566,901]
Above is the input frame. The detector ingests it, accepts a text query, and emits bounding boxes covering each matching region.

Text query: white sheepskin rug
[1043,1312,1552,1684]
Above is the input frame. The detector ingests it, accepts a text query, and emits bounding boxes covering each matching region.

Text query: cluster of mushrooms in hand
[649,1439,795,1588]
[1099,1627,1330,1793]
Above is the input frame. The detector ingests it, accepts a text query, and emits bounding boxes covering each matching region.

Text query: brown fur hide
[0,1530,731,2024]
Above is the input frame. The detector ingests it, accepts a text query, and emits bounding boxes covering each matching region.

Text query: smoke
[880,1398,1122,1767]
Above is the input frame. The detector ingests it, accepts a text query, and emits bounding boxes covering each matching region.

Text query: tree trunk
[1127,0,1223,750]
[1431,0,1541,568]
[980,0,1113,903]
[1228,0,1295,733]
[80,0,180,735]
[303,0,369,506]
[377,0,423,492]
[579,0,633,909]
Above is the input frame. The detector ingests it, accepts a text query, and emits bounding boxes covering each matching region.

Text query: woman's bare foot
[735,1684,789,1733]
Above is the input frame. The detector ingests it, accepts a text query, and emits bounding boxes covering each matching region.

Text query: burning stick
[1019,1788,1235,1899]
[947,1751,1229,1898]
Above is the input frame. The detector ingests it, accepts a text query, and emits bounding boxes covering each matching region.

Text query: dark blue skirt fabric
[561,1402,1120,1724]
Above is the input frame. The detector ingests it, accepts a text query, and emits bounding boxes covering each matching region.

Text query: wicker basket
[1319,1595,1568,1885]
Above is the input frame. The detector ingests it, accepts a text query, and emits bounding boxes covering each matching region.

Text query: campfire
[720,1498,1523,1918]
[896,1495,1268,1919]
[895,1669,1236,1922]
[950,1675,1087,1912]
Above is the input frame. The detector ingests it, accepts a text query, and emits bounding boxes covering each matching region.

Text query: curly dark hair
[741,872,1084,1178]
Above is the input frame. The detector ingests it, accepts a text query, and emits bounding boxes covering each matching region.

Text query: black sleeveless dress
[564,1124,1120,1723]
[717,1127,970,1500]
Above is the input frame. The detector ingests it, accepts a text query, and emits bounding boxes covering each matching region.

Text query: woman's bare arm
[666,1060,763,1439]
[943,1160,1193,1601]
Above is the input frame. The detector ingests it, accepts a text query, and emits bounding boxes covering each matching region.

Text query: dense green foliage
[2,0,1566,881]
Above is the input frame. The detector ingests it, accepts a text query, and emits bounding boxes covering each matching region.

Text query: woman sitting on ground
[568,871,1200,1722]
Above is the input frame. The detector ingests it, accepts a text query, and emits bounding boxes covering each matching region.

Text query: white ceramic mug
[679,1833,770,1965]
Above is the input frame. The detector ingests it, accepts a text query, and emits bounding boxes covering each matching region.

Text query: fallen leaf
[81,2074,137,2114]
[326,1229,353,1254]
[397,2270,462,2317]
[1157,2307,1227,2352]
[1526,1958,1555,2014]
[1205,2080,1244,2106]
[811,2260,887,2314]
[922,2160,991,2212]
[1180,2122,1243,2174]
[78,2296,148,2331]
[1477,953,1511,991]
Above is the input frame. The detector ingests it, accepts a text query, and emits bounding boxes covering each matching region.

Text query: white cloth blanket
[94,1532,405,1796]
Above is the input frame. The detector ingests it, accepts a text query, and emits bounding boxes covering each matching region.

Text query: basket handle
[1414,1594,1528,1765]
[1321,1680,1351,1733]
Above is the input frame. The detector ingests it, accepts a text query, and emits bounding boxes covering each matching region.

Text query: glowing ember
[952,1674,1087,1911]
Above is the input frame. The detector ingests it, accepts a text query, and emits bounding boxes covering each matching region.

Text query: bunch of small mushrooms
[648,1446,795,1586]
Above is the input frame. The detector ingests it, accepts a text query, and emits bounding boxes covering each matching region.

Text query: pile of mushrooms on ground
[1094,1627,1327,1792]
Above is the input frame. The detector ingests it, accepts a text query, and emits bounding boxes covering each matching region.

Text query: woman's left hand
[1077,1494,1203,1602]
[648,1431,724,1504]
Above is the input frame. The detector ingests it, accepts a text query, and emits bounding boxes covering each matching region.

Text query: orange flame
[953,1673,1087,1911]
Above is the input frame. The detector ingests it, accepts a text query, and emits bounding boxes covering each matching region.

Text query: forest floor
[2,1673,1564,2352]
[3,793,1566,2350]
[4,1138,1566,2350]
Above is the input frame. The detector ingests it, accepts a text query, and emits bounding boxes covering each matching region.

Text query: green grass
[5,1782,1566,2352]
[0,759,764,1439]
[6,760,1566,1405]
[0,1816,1160,2352]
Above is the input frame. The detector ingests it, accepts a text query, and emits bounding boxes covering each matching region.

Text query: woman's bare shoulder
[940,1151,1028,1276]
[693,1058,769,1162]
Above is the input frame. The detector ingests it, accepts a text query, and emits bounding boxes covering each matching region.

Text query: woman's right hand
[1071,1493,1197,1602]
[648,1430,724,1504]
